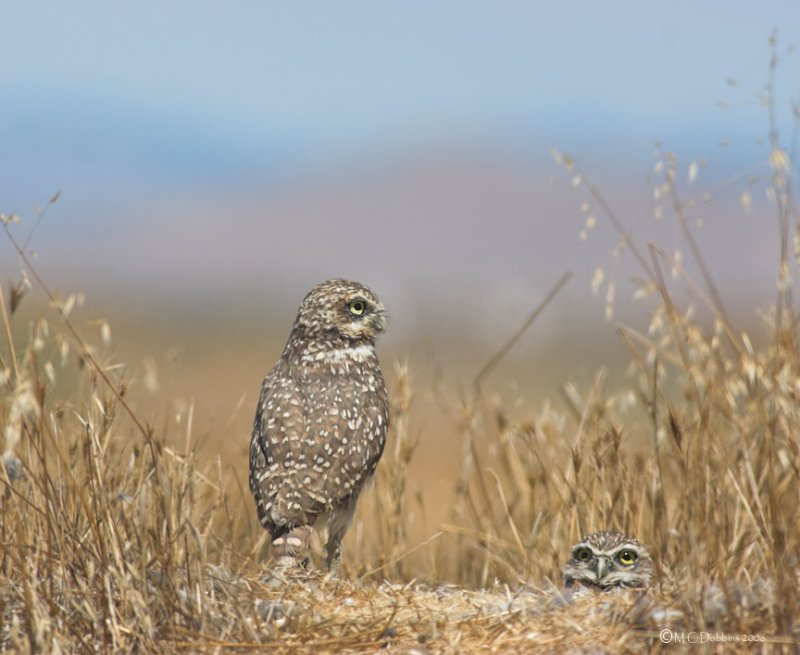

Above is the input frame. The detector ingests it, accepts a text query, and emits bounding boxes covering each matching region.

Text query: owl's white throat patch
[305,344,376,365]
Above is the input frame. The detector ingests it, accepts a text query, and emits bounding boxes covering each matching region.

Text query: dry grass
[2,56,800,655]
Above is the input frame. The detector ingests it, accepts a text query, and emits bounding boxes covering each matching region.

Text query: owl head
[293,279,387,343]
[562,530,653,590]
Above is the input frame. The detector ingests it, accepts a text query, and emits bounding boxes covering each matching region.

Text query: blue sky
[2,2,797,205]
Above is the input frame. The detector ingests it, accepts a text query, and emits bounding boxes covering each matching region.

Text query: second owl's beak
[596,556,609,580]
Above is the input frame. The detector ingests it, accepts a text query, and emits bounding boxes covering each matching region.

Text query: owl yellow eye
[574,547,592,562]
[348,300,366,316]
[616,549,638,566]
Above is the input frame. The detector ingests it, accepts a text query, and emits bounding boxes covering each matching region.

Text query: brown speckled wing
[249,362,318,536]
[249,359,389,538]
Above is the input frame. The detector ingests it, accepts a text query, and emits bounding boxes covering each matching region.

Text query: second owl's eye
[348,300,366,316]
[616,549,638,565]
[574,547,592,562]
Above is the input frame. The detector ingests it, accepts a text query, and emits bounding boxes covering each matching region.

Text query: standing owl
[562,531,654,590]
[249,279,389,573]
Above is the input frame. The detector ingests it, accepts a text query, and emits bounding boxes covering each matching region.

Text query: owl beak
[372,309,388,333]
[596,556,609,580]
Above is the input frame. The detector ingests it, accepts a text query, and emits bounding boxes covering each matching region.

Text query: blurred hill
[18,145,778,314]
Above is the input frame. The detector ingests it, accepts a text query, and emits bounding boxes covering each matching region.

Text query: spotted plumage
[562,531,653,590]
[249,279,389,572]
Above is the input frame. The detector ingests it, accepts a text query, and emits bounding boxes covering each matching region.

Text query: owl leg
[325,535,344,575]
[324,497,358,575]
